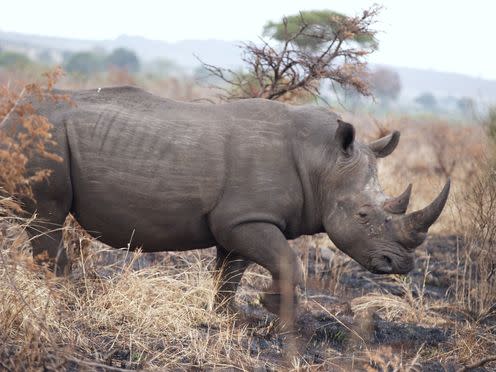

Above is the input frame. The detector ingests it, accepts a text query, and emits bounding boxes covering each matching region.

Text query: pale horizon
[1,0,495,80]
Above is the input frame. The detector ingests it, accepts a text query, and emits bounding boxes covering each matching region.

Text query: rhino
[2,86,450,315]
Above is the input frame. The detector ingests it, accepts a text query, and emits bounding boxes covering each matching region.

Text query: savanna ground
[0,68,495,371]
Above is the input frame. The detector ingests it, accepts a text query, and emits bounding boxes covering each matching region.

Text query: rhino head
[322,119,450,274]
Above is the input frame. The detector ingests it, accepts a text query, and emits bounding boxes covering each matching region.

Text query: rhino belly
[71,180,218,251]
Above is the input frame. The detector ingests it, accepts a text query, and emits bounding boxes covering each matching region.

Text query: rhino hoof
[260,292,298,315]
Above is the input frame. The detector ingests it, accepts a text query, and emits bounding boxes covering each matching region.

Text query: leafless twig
[457,355,496,372]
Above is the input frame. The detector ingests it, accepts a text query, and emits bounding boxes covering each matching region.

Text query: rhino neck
[291,143,325,236]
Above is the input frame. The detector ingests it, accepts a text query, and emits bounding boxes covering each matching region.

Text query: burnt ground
[84,235,495,371]
[230,235,464,370]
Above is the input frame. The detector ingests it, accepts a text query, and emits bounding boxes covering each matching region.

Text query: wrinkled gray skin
[1,86,450,315]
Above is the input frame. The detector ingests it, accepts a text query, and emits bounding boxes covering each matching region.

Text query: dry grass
[452,161,496,319]
[363,346,423,372]
[351,262,448,327]
[0,210,268,370]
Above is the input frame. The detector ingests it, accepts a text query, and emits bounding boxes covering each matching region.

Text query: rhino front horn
[384,184,412,214]
[401,179,451,233]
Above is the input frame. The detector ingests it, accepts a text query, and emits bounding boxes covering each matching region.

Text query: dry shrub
[0,201,67,370]
[367,117,484,182]
[0,67,69,201]
[453,160,496,318]
[422,122,483,179]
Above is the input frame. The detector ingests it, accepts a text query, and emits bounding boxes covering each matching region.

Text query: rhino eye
[357,207,372,222]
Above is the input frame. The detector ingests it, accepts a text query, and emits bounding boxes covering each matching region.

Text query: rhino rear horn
[384,184,412,214]
[369,131,400,158]
[400,179,451,232]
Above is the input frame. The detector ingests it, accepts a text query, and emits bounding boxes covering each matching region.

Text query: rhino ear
[336,119,355,156]
[369,131,400,158]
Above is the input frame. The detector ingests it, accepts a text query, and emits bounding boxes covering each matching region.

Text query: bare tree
[200,6,381,101]
[368,67,402,102]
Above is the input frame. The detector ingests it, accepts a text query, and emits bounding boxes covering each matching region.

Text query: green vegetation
[263,10,377,50]
[64,51,106,75]
[415,92,437,110]
[457,96,475,113]
[0,50,33,68]
[106,47,140,73]
[64,48,140,76]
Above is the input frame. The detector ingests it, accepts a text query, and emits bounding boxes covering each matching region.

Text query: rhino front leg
[214,223,304,320]
[214,245,250,311]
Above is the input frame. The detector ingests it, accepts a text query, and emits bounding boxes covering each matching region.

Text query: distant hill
[389,65,496,102]
[1,30,496,102]
[0,31,242,68]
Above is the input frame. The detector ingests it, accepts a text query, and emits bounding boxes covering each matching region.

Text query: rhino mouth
[370,255,394,274]
[368,248,414,275]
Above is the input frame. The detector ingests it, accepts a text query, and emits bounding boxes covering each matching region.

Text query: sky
[0,0,495,80]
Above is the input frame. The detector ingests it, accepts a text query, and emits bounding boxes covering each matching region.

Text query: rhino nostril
[371,255,394,274]
[383,255,393,267]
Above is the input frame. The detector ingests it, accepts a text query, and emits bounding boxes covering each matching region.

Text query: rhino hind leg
[214,245,250,311]
[28,221,69,276]
[24,164,73,276]
[213,222,304,321]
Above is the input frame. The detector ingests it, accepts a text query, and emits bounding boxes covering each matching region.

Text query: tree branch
[200,5,381,102]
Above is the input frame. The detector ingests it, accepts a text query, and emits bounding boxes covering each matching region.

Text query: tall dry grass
[0,204,269,370]
[452,161,496,319]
